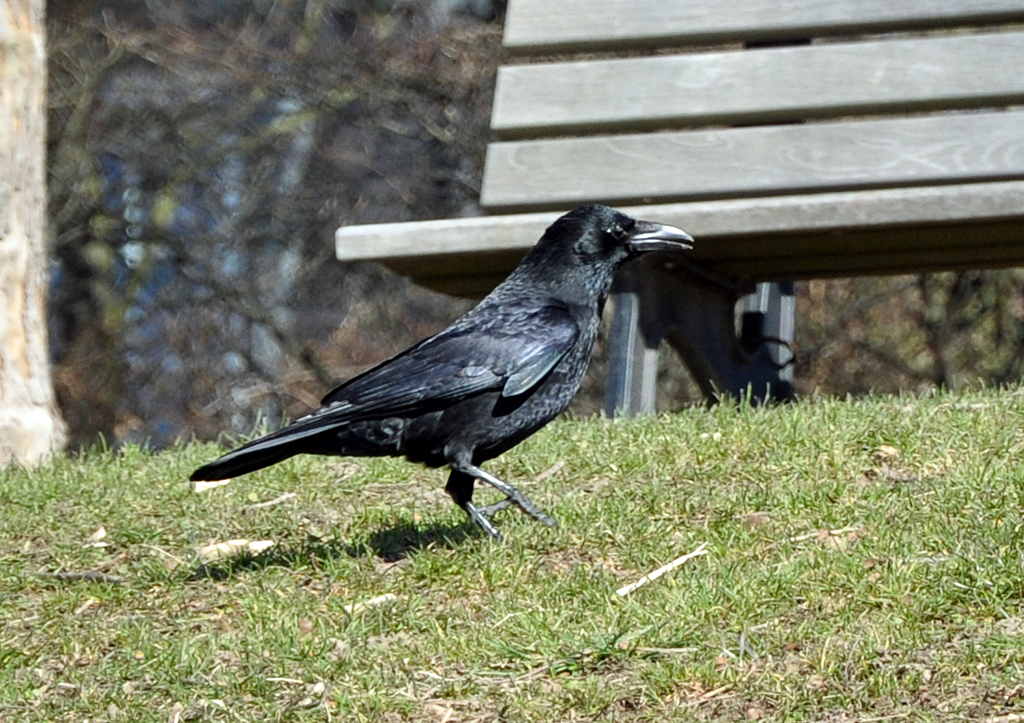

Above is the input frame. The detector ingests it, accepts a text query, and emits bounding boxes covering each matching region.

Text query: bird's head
[547,204,693,266]
[501,205,694,302]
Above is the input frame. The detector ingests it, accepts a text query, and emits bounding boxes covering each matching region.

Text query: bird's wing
[316,300,579,419]
[189,301,579,482]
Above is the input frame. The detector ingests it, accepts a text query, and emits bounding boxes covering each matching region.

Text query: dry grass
[2,387,1024,721]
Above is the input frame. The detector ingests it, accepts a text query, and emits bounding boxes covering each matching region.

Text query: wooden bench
[336,0,1024,413]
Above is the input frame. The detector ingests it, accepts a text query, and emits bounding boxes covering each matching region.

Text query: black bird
[190,205,693,540]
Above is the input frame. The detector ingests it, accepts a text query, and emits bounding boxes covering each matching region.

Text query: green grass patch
[2,387,1024,721]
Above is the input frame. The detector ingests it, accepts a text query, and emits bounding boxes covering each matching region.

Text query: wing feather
[316,300,578,419]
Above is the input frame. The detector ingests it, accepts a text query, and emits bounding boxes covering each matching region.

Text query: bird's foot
[478,494,557,527]
[464,501,504,542]
[464,464,558,528]
[466,494,556,542]
[475,497,514,518]
[509,495,558,527]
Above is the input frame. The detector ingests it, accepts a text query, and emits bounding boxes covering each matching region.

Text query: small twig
[343,593,398,615]
[516,662,551,681]
[94,552,128,572]
[787,526,861,544]
[699,684,733,701]
[142,544,187,566]
[535,460,566,483]
[34,571,127,584]
[634,646,698,655]
[249,492,297,509]
[616,542,709,596]
[765,525,863,550]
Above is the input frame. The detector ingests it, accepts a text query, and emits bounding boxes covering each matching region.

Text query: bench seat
[336,0,1024,410]
[337,180,1024,297]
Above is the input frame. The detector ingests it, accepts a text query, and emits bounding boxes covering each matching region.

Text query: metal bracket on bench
[605,251,794,416]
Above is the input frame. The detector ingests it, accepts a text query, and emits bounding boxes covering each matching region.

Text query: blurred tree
[45,0,491,449]
[38,0,1024,450]
[0,0,68,464]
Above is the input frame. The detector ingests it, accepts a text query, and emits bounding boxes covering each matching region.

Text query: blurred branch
[175,253,336,390]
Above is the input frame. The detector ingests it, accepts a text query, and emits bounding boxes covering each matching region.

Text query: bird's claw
[521,503,558,527]
[475,497,514,518]
[477,494,558,528]
[464,491,557,540]
[464,501,504,542]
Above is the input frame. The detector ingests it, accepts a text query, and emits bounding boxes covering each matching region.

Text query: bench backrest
[481,0,1024,213]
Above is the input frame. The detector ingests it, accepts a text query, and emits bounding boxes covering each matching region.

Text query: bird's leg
[444,467,514,522]
[445,469,503,541]
[458,463,558,528]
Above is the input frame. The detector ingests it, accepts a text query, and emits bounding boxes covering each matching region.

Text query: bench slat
[480,109,1024,211]
[336,181,1024,295]
[504,0,1024,53]
[493,31,1024,138]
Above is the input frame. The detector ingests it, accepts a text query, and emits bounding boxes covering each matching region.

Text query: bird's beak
[628,220,694,253]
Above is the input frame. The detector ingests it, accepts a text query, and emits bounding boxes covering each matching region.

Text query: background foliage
[44,0,1024,450]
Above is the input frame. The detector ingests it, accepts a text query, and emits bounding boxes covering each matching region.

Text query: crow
[190,204,693,540]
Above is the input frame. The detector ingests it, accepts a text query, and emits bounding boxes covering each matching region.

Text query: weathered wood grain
[336,0,1024,296]
[336,181,1024,295]
[504,0,1024,52]
[481,110,1024,210]
[493,31,1024,137]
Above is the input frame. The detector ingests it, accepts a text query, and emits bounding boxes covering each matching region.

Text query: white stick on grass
[249,492,297,509]
[616,542,709,597]
[343,593,399,615]
[196,539,275,563]
[192,479,232,493]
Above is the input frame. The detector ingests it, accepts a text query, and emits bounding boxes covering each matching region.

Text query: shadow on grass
[185,518,480,581]
[360,519,478,561]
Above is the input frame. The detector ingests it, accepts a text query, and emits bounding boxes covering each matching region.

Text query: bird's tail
[189,421,332,481]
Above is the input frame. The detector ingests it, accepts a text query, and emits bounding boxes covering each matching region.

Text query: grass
[2,387,1024,722]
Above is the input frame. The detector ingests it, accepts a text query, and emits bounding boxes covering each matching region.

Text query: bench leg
[605,266,660,416]
[740,281,795,394]
[605,253,794,416]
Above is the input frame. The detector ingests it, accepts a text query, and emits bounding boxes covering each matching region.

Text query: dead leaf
[738,511,771,528]
[535,460,566,482]
[74,598,97,615]
[168,702,184,723]
[193,479,232,493]
[874,445,901,461]
[197,539,274,563]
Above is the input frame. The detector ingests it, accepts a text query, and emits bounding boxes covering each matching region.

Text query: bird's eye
[605,218,634,243]
[606,224,627,241]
